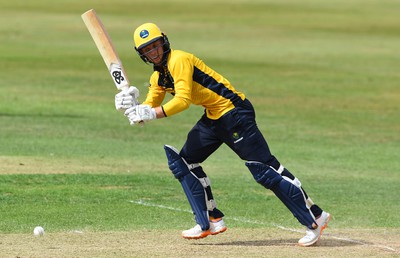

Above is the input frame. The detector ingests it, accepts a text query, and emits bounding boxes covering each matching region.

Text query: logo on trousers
[233,132,243,143]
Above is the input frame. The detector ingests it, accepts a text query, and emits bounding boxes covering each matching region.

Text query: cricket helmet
[133,23,170,64]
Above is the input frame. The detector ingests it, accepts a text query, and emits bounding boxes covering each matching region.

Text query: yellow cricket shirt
[142,49,246,120]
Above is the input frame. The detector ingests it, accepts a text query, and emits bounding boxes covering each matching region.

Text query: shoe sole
[298,213,331,247]
[182,229,211,240]
[182,227,227,240]
[211,226,227,235]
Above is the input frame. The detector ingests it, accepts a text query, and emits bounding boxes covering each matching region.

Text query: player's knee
[245,161,282,189]
[164,144,201,180]
[164,145,189,179]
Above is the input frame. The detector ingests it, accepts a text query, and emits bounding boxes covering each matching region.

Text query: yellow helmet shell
[133,23,163,50]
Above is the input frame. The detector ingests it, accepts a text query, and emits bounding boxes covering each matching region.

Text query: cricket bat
[81,9,129,91]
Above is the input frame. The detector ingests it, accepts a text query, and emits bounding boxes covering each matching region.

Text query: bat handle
[109,63,130,91]
[119,85,129,91]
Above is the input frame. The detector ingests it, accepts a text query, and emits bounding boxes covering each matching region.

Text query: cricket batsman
[115,23,331,246]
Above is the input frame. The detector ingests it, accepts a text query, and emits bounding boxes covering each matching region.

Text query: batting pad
[246,161,316,229]
[164,145,210,231]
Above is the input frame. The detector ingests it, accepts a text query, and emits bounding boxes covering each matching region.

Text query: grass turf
[0,0,399,238]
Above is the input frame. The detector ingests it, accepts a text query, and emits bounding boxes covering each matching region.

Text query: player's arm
[124,56,194,125]
[143,86,167,119]
[161,56,193,117]
[115,84,166,118]
[124,74,167,125]
[143,73,167,118]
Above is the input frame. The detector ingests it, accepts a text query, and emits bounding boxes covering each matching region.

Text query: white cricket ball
[33,226,45,236]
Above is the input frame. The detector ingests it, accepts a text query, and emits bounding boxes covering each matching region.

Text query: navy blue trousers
[180,99,280,169]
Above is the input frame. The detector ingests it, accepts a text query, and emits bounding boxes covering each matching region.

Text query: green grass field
[1,0,399,256]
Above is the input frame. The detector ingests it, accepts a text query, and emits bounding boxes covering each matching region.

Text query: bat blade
[81,9,129,90]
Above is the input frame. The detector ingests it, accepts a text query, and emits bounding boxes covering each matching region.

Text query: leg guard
[190,166,224,219]
[164,145,210,230]
[246,161,316,229]
[281,168,323,218]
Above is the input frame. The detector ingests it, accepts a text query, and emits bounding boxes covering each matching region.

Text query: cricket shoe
[182,219,227,240]
[210,218,227,235]
[298,211,331,247]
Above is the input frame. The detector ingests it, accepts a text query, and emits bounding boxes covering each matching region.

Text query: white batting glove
[115,86,140,110]
[124,104,157,125]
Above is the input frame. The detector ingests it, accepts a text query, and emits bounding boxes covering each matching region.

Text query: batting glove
[124,104,157,125]
[115,86,139,110]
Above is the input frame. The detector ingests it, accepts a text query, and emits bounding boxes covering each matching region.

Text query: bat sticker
[110,63,128,89]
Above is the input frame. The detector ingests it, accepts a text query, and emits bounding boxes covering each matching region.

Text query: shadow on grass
[195,238,364,247]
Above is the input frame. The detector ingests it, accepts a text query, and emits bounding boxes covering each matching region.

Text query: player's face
[141,39,164,65]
